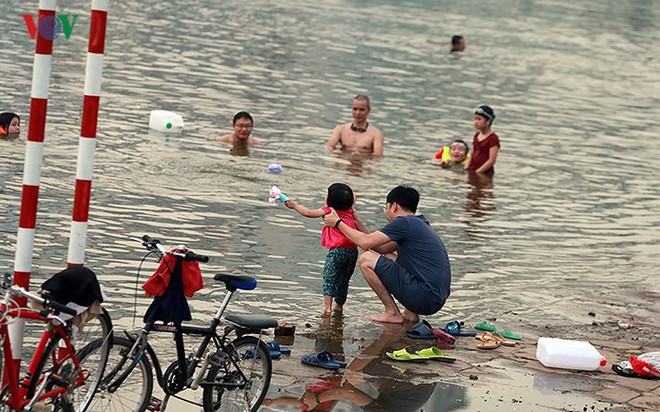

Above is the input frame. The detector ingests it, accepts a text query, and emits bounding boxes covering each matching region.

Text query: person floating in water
[0,112,20,136]
[450,35,466,52]
[326,95,384,156]
[434,139,470,168]
[465,104,500,175]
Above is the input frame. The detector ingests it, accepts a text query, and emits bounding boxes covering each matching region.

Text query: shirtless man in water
[215,111,261,145]
[326,95,384,156]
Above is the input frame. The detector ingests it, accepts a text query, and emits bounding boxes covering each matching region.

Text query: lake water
[2,0,659,410]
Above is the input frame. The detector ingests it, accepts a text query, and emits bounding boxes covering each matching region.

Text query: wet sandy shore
[263,289,660,411]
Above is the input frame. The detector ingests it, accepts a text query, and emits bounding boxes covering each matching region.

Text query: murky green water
[2,0,660,410]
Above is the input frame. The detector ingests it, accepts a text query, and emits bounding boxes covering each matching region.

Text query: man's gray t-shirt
[378,215,451,303]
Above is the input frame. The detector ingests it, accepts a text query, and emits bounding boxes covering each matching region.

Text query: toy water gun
[268,186,288,203]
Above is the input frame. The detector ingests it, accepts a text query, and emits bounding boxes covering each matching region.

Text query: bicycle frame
[0,305,82,410]
[101,236,277,411]
[107,285,261,399]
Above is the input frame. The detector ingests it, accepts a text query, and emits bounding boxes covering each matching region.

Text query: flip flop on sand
[487,332,517,347]
[386,348,429,363]
[415,347,457,363]
[476,333,500,350]
[301,351,344,370]
[495,328,522,340]
[406,319,436,339]
[245,347,281,359]
[267,340,292,355]
[433,328,456,345]
[443,320,477,337]
[474,322,497,332]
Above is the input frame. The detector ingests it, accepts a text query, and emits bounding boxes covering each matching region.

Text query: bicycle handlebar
[140,235,209,262]
[1,279,77,316]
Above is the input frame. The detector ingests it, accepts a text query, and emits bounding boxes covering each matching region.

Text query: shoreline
[264,289,660,411]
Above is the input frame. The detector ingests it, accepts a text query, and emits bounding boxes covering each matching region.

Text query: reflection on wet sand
[463,172,495,222]
[264,320,466,411]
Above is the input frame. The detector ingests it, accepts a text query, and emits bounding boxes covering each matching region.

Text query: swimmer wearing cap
[464,105,500,175]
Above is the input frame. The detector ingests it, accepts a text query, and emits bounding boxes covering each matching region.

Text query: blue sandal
[267,340,292,355]
[301,351,346,370]
[443,320,477,337]
[406,319,436,339]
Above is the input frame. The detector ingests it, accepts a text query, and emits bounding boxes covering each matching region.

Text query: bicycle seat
[213,272,257,291]
[225,314,278,330]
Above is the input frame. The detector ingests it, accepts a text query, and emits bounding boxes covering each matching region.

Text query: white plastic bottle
[536,337,606,371]
[149,110,184,133]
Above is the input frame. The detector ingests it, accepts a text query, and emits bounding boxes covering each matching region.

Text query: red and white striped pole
[67,0,109,267]
[11,0,57,360]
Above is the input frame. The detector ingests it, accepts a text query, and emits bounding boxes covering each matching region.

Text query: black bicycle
[93,235,278,412]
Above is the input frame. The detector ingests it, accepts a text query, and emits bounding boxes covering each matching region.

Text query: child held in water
[434,139,470,168]
[285,183,364,316]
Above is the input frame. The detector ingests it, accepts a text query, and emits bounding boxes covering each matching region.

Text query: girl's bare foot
[365,312,404,324]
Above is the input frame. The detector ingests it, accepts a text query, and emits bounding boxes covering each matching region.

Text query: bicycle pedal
[48,373,70,388]
[147,395,162,412]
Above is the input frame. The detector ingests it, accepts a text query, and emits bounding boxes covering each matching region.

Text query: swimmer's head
[451,35,466,52]
[449,139,469,162]
[474,105,495,122]
[232,111,253,140]
[0,112,20,135]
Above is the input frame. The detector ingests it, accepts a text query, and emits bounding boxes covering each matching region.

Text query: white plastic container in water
[149,110,184,133]
[536,337,606,371]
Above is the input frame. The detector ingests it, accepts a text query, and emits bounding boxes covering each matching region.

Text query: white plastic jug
[536,337,606,371]
[149,110,184,133]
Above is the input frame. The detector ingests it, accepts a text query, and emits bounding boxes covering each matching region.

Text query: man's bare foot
[365,312,405,324]
[402,309,419,323]
[333,304,343,313]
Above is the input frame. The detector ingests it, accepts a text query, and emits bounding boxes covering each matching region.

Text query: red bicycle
[0,272,112,411]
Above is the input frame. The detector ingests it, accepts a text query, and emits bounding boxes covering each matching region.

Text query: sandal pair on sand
[476,331,518,349]
[386,347,456,363]
[474,322,523,340]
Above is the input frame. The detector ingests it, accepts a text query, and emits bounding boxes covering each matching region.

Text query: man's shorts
[375,255,444,315]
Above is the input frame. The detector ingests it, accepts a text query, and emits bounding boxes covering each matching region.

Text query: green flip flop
[474,322,497,332]
[415,347,456,363]
[495,328,522,340]
[386,348,428,363]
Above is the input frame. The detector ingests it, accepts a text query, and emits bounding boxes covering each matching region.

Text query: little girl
[285,183,361,315]
[465,104,500,175]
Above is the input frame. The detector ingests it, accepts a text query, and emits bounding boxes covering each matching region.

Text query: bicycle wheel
[28,308,112,411]
[86,336,153,412]
[202,336,272,412]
